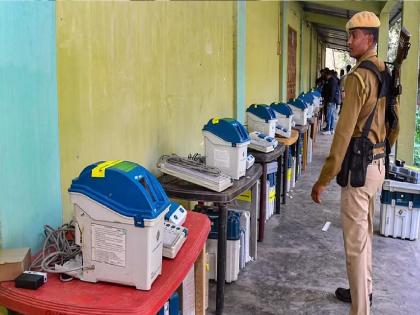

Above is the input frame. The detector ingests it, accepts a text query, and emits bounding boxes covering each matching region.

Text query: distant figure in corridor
[340,64,353,101]
[321,69,339,135]
[311,11,400,315]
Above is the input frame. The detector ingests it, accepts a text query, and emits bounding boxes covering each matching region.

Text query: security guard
[311,11,399,315]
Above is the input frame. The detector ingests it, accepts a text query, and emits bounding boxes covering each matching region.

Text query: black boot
[335,288,372,306]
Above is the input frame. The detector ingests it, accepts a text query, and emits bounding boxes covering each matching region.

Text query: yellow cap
[346,11,380,32]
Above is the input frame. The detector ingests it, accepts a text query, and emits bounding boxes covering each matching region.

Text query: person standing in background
[321,70,339,135]
[340,64,353,101]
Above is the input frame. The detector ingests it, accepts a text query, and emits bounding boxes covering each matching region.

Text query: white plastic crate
[246,112,277,138]
[230,179,260,213]
[306,104,314,118]
[313,96,321,108]
[288,105,308,126]
[276,115,293,133]
[266,185,275,220]
[229,181,259,261]
[291,157,296,189]
[266,162,277,220]
[271,103,294,138]
[203,131,249,180]
[308,138,313,164]
[286,158,292,192]
[380,180,420,240]
[229,209,251,269]
[70,193,167,290]
[206,239,240,283]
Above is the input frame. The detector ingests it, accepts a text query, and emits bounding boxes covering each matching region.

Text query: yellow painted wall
[245,1,280,105]
[286,1,303,98]
[57,1,235,220]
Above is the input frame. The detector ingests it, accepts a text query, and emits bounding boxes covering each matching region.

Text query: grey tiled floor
[207,133,420,315]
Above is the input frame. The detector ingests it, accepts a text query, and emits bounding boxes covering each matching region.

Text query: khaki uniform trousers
[340,158,385,315]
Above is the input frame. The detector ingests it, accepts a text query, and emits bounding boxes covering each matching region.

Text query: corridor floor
[208,133,420,315]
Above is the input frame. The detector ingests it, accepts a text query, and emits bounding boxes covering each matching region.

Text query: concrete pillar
[378,0,400,61]
[397,1,420,164]
[235,1,246,124]
[280,1,288,101]
[309,25,313,88]
[378,11,390,61]
[300,17,304,94]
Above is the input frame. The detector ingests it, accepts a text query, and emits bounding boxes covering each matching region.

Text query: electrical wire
[158,154,222,177]
[30,221,94,274]
[187,153,205,164]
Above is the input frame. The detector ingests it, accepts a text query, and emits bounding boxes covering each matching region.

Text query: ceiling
[301,1,403,51]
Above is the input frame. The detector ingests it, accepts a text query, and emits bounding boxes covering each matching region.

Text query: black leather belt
[373,152,386,160]
[373,142,385,148]
[372,142,386,160]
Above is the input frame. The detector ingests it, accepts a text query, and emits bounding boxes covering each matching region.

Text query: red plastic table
[0,212,210,315]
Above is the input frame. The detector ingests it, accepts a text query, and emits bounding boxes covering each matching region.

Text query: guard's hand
[311,181,326,204]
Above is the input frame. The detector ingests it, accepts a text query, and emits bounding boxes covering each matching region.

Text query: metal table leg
[250,181,259,260]
[282,145,289,205]
[276,153,282,214]
[258,163,267,242]
[295,135,301,181]
[303,130,308,171]
[216,203,227,315]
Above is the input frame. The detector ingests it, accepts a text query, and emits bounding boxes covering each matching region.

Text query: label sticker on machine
[237,190,251,202]
[91,160,123,178]
[111,161,137,173]
[214,149,229,168]
[91,223,126,267]
[269,189,276,202]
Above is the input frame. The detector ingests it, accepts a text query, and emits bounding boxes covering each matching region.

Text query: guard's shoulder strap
[351,60,384,88]
[348,67,367,104]
[351,71,366,91]
[355,60,383,139]
[357,60,389,98]
[358,60,383,85]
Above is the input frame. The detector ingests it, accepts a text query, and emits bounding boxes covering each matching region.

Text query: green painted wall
[300,20,311,92]
[317,40,323,71]
[245,1,280,106]
[57,2,235,220]
[0,2,62,250]
[397,1,420,164]
[310,26,318,88]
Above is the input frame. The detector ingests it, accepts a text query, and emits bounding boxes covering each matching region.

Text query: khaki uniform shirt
[340,74,348,94]
[317,48,400,186]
